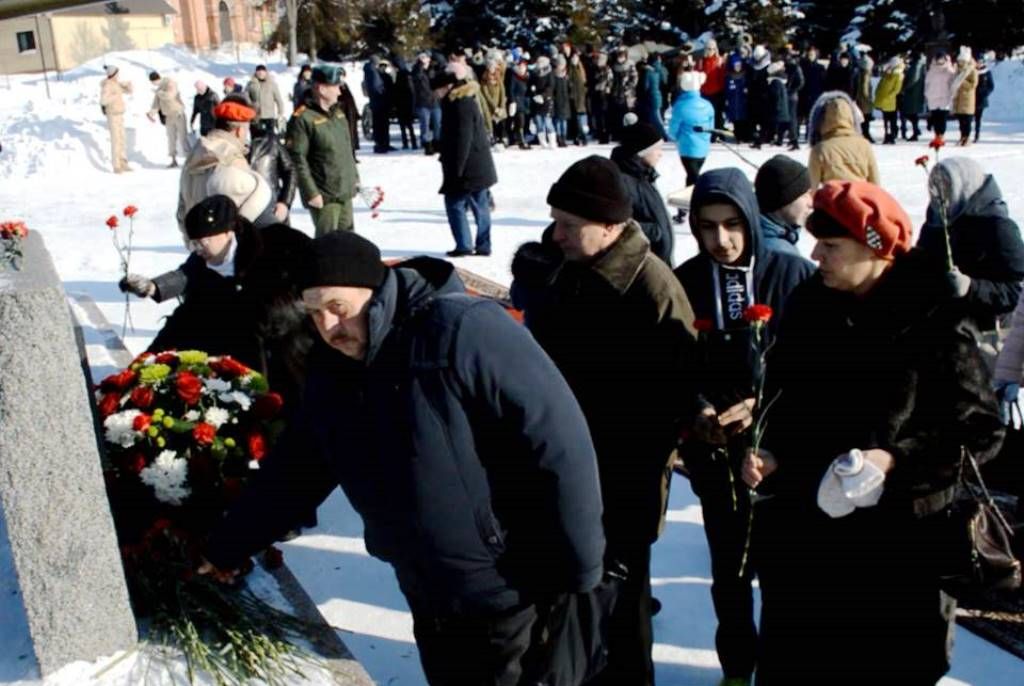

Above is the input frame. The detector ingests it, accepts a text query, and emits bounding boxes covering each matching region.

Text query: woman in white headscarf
[918,156,1024,331]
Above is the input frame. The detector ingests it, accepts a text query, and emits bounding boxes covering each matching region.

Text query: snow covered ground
[1,45,1023,684]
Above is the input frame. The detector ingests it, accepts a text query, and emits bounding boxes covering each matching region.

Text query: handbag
[931,447,1021,594]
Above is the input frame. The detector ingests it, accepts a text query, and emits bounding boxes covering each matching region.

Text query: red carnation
[175,371,203,406]
[915,155,930,168]
[263,546,284,570]
[132,413,152,432]
[155,351,178,365]
[106,215,119,230]
[210,356,250,378]
[130,385,155,409]
[122,452,147,474]
[123,205,139,218]
[98,392,121,417]
[929,138,945,150]
[693,318,714,333]
[101,368,137,392]
[252,392,284,420]
[247,431,267,461]
[192,422,216,446]
[742,304,773,324]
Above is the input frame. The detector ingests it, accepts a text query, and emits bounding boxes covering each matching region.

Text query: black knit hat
[185,195,239,239]
[302,231,388,291]
[755,155,811,213]
[547,156,632,224]
[619,122,663,157]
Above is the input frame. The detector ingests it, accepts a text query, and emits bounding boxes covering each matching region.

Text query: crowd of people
[100,29,1024,686]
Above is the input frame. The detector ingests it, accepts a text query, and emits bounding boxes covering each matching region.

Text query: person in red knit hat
[742,179,1004,684]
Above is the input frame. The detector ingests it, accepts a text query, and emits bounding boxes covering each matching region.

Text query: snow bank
[984,58,1024,123]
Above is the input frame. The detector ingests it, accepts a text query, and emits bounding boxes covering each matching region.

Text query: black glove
[119,274,156,298]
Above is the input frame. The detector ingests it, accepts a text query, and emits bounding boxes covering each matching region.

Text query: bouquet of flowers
[98,350,316,683]
[357,185,385,220]
[1,219,29,270]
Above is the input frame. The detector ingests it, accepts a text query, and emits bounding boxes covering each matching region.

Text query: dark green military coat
[286,96,359,206]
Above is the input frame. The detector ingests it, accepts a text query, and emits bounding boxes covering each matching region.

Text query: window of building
[16,31,36,54]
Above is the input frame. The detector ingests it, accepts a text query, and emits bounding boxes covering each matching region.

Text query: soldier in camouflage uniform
[286,65,360,236]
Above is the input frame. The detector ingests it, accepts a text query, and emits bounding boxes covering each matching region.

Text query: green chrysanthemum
[177,350,209,366]
[139,364,172,385]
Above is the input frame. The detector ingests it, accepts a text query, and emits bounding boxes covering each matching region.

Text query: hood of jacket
[185,129,247,174]
[688,167,764,265]
[610,145,658,183]
[363,256,466,364]
[809,90,862,145]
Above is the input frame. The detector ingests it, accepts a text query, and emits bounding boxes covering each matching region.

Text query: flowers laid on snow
[98,349,309,683]
[1,219,29,270]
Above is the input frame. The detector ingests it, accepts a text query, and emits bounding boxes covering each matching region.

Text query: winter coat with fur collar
[439,80,497,195]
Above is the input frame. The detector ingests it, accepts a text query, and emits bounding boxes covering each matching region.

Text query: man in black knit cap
[201,231,607,685]
[754,154,814,257]
[511,155,698,686]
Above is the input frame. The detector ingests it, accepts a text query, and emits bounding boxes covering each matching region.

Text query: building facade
[165,0,274,51]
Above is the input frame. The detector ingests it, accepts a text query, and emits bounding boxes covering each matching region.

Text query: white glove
[533,95,544,104]
[816,449,886,518]
[509,102,517,117]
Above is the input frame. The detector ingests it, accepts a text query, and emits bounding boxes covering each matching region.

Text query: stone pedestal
[0,231,137,675]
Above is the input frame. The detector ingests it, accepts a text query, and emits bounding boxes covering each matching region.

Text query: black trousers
[413,603,538,686]
[371,104,391,151]
[586,542,654,686]
[901,113,921,138]
[957,113,973,140]
[929,109,949,136]
[590,95,609,143]
[787,95,800,143]
[883,111,899,141]
[687,447,758,680]
[974,107,986,141]
[607,101,630,141]
[680,156,706,187]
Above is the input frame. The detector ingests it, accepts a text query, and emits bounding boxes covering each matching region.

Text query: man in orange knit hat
[743,180,1003,685]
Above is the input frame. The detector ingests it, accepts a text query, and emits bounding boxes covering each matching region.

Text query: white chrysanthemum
[218,391,252,411]
[248,460,260,471]
[204,406,230,429]
[183,410,200,422]
[139,450,190,505]
[204,377,232,394]
[103,409,142,448]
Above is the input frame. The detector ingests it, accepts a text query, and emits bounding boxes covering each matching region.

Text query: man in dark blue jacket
[673,167,814,686]
[202,232,605,684]
[363,55,393,153]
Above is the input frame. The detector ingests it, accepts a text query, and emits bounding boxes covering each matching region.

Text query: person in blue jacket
[754,155,814,257]
[725,53,750,142]
[202,232,606,684]
[669,69,715,188]
[637,53,669,140]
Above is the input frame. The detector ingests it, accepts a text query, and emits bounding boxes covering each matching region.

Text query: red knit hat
[807,180,913,260]
[212,99,256,122]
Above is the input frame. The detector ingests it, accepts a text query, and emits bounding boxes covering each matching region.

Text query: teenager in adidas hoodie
[672,167,813,686]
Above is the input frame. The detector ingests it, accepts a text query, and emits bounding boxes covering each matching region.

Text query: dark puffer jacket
[918,172,1024,331]
[610,145,674,266]
[248,133,297,209]
[439,80,498,195]
[206,258,606,616]
[754,255,1004,683]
